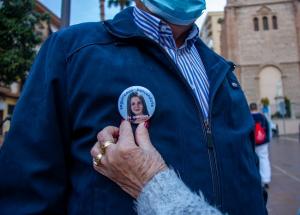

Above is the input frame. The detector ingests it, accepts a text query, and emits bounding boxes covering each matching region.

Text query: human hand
[90,121,167,198]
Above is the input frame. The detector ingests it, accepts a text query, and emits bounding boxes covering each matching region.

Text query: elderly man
[0,0,266,214]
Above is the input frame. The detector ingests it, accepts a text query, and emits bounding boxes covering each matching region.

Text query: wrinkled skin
[90,121,167,198]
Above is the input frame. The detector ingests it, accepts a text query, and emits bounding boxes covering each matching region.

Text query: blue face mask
[141,0,206,25]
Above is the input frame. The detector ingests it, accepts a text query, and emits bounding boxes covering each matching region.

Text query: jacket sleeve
[0,32,70,214]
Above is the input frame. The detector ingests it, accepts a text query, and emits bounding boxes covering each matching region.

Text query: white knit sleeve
[135,169,223,215]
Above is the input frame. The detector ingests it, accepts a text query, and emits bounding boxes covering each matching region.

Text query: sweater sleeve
[136,169,223,215]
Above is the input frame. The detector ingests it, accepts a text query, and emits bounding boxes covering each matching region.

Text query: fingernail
[144,121,150,129]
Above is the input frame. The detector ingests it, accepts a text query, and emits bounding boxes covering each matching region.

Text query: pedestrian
[0,0,266,214]
[250,102,272,189]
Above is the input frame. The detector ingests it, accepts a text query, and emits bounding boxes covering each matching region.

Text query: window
[263,16,269,30]
[272,16,278,29]
[253,17,259,31]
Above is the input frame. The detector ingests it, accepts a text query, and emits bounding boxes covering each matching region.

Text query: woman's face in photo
[130,96,144,116]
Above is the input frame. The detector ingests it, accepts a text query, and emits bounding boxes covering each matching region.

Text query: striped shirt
[133,7,210,118]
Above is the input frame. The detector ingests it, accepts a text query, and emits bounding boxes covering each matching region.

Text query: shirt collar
[133,6,199,50]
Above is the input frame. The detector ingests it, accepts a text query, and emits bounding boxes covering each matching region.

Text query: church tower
[221,0,300,117]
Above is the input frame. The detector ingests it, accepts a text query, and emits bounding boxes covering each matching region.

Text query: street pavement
[267,134,300,215]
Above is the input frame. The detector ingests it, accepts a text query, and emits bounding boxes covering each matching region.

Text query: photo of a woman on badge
[127,92,150,124]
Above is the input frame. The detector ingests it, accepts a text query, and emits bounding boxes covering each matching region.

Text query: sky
[40,0,227,27]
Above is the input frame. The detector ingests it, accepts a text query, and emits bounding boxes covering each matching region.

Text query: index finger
[118,121,136,147]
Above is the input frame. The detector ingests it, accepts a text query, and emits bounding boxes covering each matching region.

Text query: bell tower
[221,0,239,71]
[221,0,300,117]
[226,0,244,6]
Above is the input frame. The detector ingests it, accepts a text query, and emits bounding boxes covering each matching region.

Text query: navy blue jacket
[0,7,266,215]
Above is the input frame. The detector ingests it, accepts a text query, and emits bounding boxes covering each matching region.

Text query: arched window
[263,16,269,30]
[272,16,278,29]
[253,17,259,31]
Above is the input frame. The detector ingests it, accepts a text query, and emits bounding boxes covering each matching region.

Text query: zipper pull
[204,119,213,148]
[204,119,211,134]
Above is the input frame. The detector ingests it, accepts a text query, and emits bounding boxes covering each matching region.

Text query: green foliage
[260,97,270,106]
[108,0,133,10]
[0,0,48,85]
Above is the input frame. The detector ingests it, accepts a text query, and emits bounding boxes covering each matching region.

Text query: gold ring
[100,140,115,154]
[93,153,103,166]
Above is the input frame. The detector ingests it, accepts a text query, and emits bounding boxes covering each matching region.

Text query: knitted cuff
[136,169,222,215]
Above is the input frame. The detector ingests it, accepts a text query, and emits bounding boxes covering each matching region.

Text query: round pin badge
[118,86,156,124]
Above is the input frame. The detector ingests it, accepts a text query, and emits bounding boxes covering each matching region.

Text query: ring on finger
[100,140,115,154]
[93,153,103,166]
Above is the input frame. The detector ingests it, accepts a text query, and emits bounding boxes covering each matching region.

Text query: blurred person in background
[250,102,271,189]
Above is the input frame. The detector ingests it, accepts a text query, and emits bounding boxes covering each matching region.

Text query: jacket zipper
[204,63,236,208]
[135,36,228,207]
[204,118,221,207]
[137,36,226,207]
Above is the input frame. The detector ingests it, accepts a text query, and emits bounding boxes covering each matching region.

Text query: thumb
[135,122,154,151]
[118,120,136,147]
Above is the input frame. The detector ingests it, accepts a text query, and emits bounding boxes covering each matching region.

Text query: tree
[108,0,132,11]
[0,0,47,85]
[260,97,270,107]
[100,0,105,21]
[99,0,132,21]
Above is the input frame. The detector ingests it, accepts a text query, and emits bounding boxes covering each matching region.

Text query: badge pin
[118,86,156,124]
[231,82,239,89]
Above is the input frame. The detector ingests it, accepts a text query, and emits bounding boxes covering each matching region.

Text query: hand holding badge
[118,86,156,124]
[91,88,163,198]
[92,86,156,167]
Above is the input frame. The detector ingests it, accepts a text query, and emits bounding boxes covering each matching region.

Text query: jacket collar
[194,39,234,80]
[104,7,234,66]
[103,7,145,39]
[194,39,235,106]
[104,7,235,105]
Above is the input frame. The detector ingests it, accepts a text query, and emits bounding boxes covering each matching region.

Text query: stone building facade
[200,11,224,55]
[221,0,300,116]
